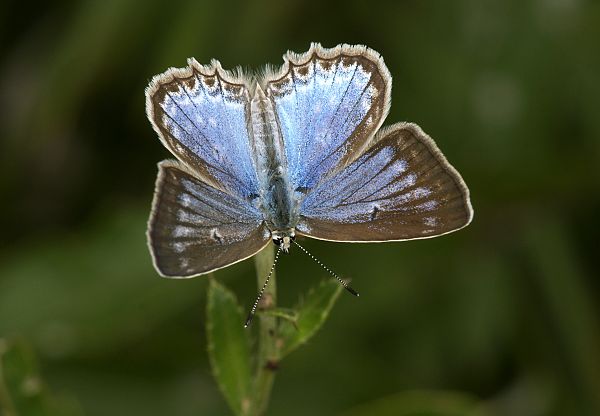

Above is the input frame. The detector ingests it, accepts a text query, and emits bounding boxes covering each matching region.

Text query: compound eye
[273,237,281,246]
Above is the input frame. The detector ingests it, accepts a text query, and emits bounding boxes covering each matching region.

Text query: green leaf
[0,338,82,416]
[279,279,344,358]
[206,278,252,416]
[258,307,298,324]
[339,390,488,416]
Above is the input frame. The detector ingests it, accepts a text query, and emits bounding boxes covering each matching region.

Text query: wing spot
[173,242,186,253]
[297,66,309,76]
[370,205,381,221]
[319,60,334,71]
[341,56,353,67]
[424,216,438,227]
[182,76,196,90]
[211,228,224,244]
[295,186,310,194]
[204,77,216,87]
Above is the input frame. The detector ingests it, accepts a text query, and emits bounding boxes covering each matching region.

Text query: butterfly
[145,43,473,283]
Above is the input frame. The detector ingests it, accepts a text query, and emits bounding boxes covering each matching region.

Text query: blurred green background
[1,0,599,415]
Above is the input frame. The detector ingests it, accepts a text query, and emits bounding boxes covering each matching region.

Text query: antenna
[292,240,360,297]
[244,246,283,328]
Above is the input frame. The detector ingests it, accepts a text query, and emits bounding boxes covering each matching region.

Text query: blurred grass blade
[524,216,600,414]
[0,338,82,416]
[206,278,252,416]
[279,279,343,358]
[0,209,209,357]
[339,390,487,416]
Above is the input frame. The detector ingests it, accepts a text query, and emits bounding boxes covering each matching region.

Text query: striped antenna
[244,246,283,328]
[292,240,359,297]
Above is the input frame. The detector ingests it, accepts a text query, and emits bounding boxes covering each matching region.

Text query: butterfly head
[271,229,295,253]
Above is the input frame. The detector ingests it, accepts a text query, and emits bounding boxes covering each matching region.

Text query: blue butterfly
[145,43,473,286]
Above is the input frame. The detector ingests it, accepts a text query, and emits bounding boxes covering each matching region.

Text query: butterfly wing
[263,43,391,191]
[296,123,473,242]
[148,161,270,277]
[146,59,258,198]
[146,60,269,277]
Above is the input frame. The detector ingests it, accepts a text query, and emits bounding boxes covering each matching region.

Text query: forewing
[263,43,391,191]
[297,123,473,242]
[146,60,259,199]
[148,161,270,277]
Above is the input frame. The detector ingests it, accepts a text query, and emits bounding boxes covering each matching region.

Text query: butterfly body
[145,43,473,278]
[250,85,298,248]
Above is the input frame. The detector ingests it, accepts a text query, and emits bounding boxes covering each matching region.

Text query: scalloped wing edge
[145,42,394,187]
[260,42,394,173]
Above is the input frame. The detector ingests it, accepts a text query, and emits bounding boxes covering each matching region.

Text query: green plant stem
[251,246,279,415]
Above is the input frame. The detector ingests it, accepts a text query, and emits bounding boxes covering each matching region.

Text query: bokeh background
[1,0,599,415]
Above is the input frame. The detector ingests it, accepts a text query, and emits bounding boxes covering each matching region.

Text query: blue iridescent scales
[145,43,473,278]
[269,53,383,189]
[151,61,259,198]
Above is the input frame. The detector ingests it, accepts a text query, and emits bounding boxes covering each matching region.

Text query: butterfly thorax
[250,85,299,250]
